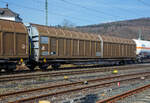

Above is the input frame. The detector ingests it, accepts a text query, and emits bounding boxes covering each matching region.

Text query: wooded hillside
[75,18,150,40]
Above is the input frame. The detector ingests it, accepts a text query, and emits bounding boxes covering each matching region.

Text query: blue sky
[0,0,150,26]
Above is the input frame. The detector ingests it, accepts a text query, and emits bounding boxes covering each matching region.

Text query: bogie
[39,64,49,70]
[52,64,61,70]
[4,63,16,72]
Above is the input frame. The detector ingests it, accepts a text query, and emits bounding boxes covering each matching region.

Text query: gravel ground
[1,73,146,103]
[118,86,150,103]
[44,78,150,103]
[1,75,149,103]
[1,67,150,94]
[1,66,150,94]
[0,64,150,103]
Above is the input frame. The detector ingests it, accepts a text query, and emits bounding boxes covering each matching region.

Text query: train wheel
[52,64,60,70]
[26,60,37,71]
[118,61,122,65]
[129,60,135,64]
[0,65,2,71]
[5,68,14,72]
[137,58,143,63]
[39,64,49,70]
[27,64,36,71]
[118,61,125,65]
[115,62,120,66]
[5,64,16,72]
[133,60,136,64]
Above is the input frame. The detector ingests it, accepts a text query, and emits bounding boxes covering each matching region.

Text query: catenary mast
[45,0,48,25]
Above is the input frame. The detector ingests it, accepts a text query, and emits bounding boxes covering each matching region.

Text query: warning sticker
[41,46,45,50]
[22,44,26,49]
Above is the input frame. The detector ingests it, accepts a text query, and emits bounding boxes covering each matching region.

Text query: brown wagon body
[30,24,136,65]
[0,19,29,70]
[31,24,101,61]
[0,19,137,71]
[101,35,136,59]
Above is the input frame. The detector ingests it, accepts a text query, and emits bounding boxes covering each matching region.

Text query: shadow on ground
[80,94,99,103]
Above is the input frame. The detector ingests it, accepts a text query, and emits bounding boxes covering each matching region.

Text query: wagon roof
[0,19,27,33]
[101,35,135,44]
[31,24,100,41]
[31,23,135,44]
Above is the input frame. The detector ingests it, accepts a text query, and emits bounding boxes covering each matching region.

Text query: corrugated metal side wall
[96,42,101,56]
[91,41,96,56]
[79,40,84,56]
[50,37,57,56]
[58,38,64,56]
[3,32,14,56]
[103,42,136,59]
[16,34,27,55]
[66,39,71,56]
[102,35,136,59]
[73,39,78,56]
[85,41,90,56]
[39,36,101,59]
[32,24,101,59]
[0,20,28,59]
[0,32,2,56]
[2,33,28,56]
[33,24,136,60]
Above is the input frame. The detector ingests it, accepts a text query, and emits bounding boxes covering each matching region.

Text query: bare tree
[61,19,75,29]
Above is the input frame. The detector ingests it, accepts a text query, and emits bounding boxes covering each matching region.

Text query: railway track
[1,71,150,103]
[96,83,150,103]
[1,62,149,75]
[0,64,100,75]
[0,64,150,82]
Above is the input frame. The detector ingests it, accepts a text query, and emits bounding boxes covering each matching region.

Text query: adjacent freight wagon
[0,19,137,71]
[133,39,150,61]
[0,19,29,71]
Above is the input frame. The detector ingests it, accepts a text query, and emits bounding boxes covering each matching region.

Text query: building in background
[0,4,22,22]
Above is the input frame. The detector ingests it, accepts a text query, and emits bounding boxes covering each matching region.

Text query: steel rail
[4,72,150,103]
[96,84,150,103]
[9,75,150,103]
[0,64,149,82]
[0,71,149,97]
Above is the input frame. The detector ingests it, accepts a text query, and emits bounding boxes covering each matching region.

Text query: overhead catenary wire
[60,0,123,19]
[93,0,145,17]
[58,0,148,22]
[33,0,146,19]
[0,0,97,24]
[30,0,117,21]
[35,0,122,19]
[34,0,143,23]
[16,0,147,23]
[0,0,149,25]
[137,0,150,7]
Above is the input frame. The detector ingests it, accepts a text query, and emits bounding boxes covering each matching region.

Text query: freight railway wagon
[27,23,136,70]
[0,19,136,71]
[133,39,150,62]
[0,20,29,71]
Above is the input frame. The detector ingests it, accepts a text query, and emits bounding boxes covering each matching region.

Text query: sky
[0,0,150,26]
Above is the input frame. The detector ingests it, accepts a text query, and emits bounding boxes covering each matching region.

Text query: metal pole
[45,0,48,25]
